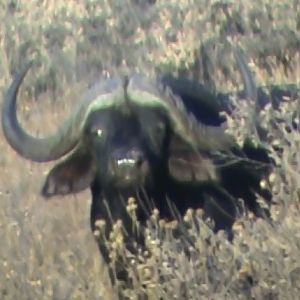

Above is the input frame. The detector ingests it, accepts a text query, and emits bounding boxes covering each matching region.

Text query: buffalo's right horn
[2,62,124,162]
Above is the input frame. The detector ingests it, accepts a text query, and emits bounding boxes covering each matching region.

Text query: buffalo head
[2,68,219,194]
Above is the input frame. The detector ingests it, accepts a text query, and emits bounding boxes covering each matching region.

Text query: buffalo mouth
[107,157,150,190]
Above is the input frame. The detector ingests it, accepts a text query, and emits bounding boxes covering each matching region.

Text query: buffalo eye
[94,128,104,137]
[90,126,107,140]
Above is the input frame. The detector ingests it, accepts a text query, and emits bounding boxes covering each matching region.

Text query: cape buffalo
[2,48,272,283]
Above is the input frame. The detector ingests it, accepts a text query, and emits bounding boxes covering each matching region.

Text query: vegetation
[0,0,299,299]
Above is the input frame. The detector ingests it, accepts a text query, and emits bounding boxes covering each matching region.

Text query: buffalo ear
[42,147,95,198]
[168,134,218,184]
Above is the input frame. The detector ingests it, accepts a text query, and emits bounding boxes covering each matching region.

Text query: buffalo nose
[108,148,148,187]
[113,148,144,167]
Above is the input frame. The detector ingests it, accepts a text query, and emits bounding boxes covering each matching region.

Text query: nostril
[135,157,143,167]
[130,150,143,165]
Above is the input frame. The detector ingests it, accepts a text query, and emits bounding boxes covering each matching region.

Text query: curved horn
[2,62,124,162]
[233,45,258,109]
[232,45,267,140]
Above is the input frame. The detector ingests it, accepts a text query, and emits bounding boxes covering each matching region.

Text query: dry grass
[1,0,300,299]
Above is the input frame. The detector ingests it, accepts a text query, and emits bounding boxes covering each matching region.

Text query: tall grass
[0,0,300,299]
